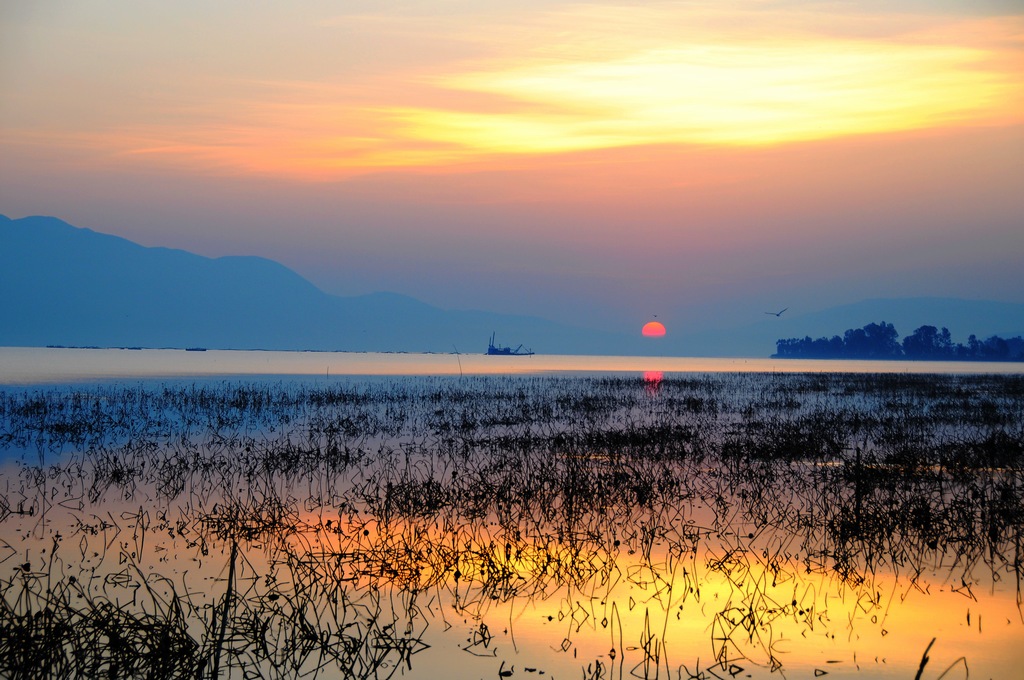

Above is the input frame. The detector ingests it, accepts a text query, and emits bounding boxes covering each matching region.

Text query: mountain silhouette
[4,214,1021,357]
[0,215,636,354]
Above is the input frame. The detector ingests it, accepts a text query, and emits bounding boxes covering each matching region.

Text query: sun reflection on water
[0,373,1021,678]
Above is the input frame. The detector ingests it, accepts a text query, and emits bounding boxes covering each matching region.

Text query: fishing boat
[486,332,534,356]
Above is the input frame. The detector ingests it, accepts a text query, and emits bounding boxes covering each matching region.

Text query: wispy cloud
[4,2,1021,179]
[395,40,1014,153]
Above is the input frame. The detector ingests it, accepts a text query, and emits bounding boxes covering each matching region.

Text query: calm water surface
[1,346,1021,384]
[0,350,1021,678]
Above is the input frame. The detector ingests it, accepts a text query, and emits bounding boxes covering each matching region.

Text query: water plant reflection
[0,373,1022,678]
[643,371,664,396]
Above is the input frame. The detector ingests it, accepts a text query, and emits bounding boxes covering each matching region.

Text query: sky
[2,0,1022,335]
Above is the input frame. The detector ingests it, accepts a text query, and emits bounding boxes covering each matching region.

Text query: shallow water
[0,370,1021,678]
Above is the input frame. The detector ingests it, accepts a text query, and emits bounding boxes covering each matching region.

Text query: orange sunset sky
[1,0,1022,333]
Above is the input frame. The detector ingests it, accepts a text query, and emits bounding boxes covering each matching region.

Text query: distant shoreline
[775,321,1024,362]
[42,344,431,355]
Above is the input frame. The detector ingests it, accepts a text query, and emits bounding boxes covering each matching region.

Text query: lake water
[1,346,1021,384]
[0,349,1021,678]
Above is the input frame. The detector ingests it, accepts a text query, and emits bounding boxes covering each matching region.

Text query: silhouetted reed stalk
[1,373,1021,677]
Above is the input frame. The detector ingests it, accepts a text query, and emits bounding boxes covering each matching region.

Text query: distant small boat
[486,332,534,356]
[185,347,207,352]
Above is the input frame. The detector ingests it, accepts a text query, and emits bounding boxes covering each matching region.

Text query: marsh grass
[0,373,1022,678]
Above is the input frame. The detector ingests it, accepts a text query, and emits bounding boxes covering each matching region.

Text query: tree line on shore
[774,322,1024,361]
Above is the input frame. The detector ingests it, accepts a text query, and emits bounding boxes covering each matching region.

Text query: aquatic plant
[0,373,1021,678]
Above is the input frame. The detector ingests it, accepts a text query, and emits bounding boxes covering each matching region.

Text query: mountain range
[1,215,638,355]
[2,214,1022,357]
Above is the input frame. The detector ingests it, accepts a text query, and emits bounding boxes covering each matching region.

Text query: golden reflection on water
[2,346,1023,383]
[7,491,1015,679]
[274,498,1023,678]
[1,373,1022,678]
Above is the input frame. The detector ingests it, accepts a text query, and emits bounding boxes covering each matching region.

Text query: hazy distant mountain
[0,214,637,354]
[4,214,1021,358]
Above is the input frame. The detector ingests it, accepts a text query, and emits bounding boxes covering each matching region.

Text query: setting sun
[642,320,666,337]
[2,2,1024,678]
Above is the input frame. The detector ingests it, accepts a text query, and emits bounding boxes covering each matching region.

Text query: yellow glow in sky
[1,2,1021,179]
[395,40,1015,155]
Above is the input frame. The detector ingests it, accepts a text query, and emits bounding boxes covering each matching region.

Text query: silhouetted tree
[774,323,1022,362]
[775,335,845,358]
[865,321,901,358]
[903,325,953,359]
[957,334,982,359]
[982,336,1010,360]
[840,321,900,359]
[1007,337,1024,360]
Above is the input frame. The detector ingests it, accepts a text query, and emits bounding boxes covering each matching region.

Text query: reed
[0,373,1021,678]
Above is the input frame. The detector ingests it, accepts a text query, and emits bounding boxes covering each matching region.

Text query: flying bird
[765,307,788,317]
